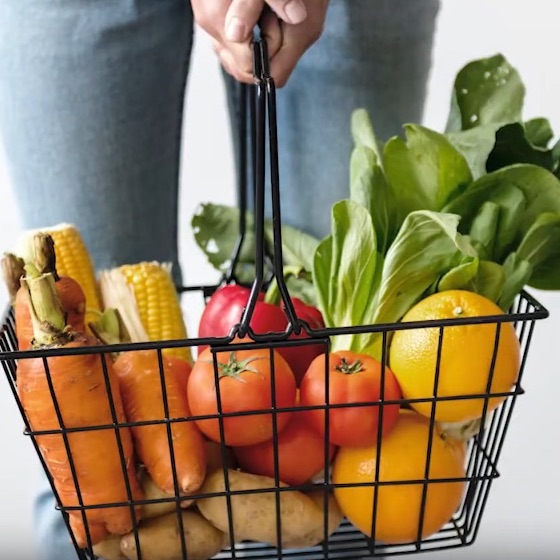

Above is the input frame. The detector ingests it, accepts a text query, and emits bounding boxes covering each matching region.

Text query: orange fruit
[389,290,520,423]
[332,410,466,544]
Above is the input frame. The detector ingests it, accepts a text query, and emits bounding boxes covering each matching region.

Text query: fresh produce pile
[0,53,556,560]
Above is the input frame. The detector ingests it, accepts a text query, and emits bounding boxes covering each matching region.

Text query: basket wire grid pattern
[0,29,551,560]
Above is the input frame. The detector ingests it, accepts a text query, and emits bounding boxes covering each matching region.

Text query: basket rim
[0,286,549,361]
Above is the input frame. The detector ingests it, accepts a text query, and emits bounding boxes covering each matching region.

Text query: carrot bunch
[15,269,143,547]
[1,224,208,551]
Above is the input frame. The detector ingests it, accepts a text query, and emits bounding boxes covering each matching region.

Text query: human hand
[192,1,329,87]
[268,0,329,87]
[191,1,307,82]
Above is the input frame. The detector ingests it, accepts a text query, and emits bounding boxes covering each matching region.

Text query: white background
[1,1,560,558]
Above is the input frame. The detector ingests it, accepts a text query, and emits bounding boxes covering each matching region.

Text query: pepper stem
[33,233,60,281]
[264,265,306,306]
[22,271,72,347]
[335,357,365,375]
[1,253,25,303]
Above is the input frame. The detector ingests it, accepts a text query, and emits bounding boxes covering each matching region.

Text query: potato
[302,491,343,547]
[93,535,128,560]
[140,471,195,519]
[120,510,227,560]
[197,469,342,549]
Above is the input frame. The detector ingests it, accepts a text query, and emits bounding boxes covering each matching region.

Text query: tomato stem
[335,357,365,374]
[204,351,263,381]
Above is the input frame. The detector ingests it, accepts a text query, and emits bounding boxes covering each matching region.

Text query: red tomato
[233,406,336,486]
[187,346,297,447]
[300,350,402,447]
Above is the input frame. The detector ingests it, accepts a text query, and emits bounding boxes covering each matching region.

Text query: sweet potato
[120,511,227,560]
[197,469,342,549]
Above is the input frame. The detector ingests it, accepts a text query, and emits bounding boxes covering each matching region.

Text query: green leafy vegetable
[315,210,480,359]
[445,53,525,132]
[439,260,506,304]
[368,211,477,326]
[192,203,319,273]
[349,145,398,255]
[516,212,560,290]
[443,164,560,245]
[383,124,472,216]
[313,200,379,352]
[191,202,320,302]
[467,201,500,259]
[499,253,533,311]
[351,108,383,162]
[486,122,554,172]
[524,118,554,148]
[446,124,502,179]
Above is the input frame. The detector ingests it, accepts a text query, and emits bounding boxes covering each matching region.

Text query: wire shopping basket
[0,28,551,560]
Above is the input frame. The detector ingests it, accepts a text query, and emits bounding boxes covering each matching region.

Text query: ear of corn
[16,223,102,327]
[98,262,192,363]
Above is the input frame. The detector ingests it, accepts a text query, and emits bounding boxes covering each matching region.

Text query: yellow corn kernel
[17,223,101,327]
[99,261,191,362]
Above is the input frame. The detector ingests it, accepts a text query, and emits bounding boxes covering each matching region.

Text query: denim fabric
[0,1,440,559]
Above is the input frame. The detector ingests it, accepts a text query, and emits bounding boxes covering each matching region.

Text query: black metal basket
[0,30,551,560]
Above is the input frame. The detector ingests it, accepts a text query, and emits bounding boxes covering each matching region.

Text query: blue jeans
[0,1,440,558]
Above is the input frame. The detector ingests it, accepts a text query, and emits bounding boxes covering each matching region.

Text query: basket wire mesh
[0,27,551,560]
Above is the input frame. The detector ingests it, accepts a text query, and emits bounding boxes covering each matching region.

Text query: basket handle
[232,25,302,339]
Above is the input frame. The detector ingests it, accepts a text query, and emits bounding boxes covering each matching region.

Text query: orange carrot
[16,271,143,548]
[112,349,207,497]
[2,233,86,350]
[89,285,207,499]
[165,354,192,397]
[33,232,86,331]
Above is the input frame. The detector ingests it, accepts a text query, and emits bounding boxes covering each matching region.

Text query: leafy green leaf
[486,122,553,172]
[524,118,554,148]
[356,211,479,358]
[285,276,319,307]
[313,236,334,327]
[467,201,500,260]
[271,223,320,273]
[192,203,256,273]
[446,124,502,179]
[350,145,398,254]
[312,200,378,352]
[437,260,480,293]
[384,124,472,217]
[516,212,560,290]
[445,53,525,132]
[191,203,320,277]
[442,164,560,261]
[498,253,533,311]
[351,109,383,163]
[439,260,505,303]
[472,261,507,302]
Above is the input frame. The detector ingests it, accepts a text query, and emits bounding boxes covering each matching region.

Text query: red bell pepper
[197,275,325,385]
